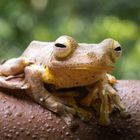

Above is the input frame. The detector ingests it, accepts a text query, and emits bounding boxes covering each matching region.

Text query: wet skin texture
[0,80,140,140]
[0,36,124,126]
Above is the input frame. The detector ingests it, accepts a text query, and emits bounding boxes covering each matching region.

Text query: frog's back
[21,41,54,65]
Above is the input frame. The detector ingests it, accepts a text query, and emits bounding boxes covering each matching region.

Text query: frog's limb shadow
[24,65,76,126]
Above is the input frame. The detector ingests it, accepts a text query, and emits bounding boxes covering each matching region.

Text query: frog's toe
[99,113,110,126]
[21,83,30,89]
[98,83,126,126]
[59,105,76,126]
[80,112,92,122]
[106,84,125,111]
[63,105,76,115]
[61,112,74,126]
[120,110,130,119]
[106,74,117,85]
[76,108,92,122]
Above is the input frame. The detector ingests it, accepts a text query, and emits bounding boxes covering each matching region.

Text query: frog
[0,35,125,126]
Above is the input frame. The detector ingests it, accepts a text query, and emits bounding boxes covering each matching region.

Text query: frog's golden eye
[53,35,78,59]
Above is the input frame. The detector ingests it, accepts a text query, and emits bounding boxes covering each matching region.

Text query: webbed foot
[98,82,125,125]
[76,107,92,122]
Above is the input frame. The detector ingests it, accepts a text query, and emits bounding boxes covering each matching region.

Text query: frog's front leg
[80,75,125,125]
[0,57,31,89]
[98,82,125,125]
[0,57,30,76]
[24,65,76,126]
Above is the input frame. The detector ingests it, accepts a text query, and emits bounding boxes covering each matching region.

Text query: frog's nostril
[55,43,66,48]
[114,46,121,51]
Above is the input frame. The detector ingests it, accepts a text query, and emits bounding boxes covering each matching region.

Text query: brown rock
[0,80,140,140]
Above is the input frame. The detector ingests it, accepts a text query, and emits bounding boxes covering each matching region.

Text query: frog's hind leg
[0,57,30,76]
[0,57,31,89]
[24,65,76,126]
[0,75,29,89]
[80,77,125,126]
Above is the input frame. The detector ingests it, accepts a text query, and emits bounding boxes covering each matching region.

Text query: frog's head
[49,35,122,73]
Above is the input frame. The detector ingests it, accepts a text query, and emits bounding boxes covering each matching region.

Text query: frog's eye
[114,46,121,52]
[53,35,77,59]
[55,43,66,48]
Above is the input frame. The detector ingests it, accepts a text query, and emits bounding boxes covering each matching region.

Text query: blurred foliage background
[0,0,140,79]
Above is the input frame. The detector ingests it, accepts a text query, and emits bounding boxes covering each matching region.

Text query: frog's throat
[43,66,114,83]
[43,67,55,82]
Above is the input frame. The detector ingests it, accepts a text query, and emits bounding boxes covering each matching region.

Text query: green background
[0,0,140,79]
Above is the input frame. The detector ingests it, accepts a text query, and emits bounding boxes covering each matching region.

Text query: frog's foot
[24,65,76,126]
[98,83,125,125]
[105,83,125,111]
[106,73,117,85]
[53,92,92,122]
[0,75,29,89]
[76,107,92,122]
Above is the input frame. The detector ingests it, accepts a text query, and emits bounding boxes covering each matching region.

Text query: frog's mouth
[71,65,114,72]
[50,61,114,73]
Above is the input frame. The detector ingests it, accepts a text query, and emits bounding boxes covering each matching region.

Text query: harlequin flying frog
[0,35,125,126]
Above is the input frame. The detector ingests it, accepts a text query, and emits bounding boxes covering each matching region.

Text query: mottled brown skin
[0,81,140,140]
[0,35,124,125]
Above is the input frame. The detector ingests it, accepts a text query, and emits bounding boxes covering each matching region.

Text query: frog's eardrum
[0,80,140,140]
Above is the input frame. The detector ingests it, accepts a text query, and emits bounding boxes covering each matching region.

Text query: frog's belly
[45,69,105,88]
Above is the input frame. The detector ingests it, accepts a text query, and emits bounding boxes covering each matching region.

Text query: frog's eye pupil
[55,43,66,48]
[114,46,121,51]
